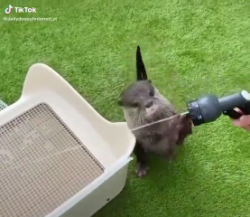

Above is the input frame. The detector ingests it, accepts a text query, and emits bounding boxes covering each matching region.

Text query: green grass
[1,0,250,216]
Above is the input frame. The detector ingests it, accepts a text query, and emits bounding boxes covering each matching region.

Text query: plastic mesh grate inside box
[0,99,7,111]
[0,103,104,217]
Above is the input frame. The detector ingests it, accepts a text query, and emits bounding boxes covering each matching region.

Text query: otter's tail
[136,46,148,80]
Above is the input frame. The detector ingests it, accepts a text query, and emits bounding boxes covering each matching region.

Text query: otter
[118,46,193,177]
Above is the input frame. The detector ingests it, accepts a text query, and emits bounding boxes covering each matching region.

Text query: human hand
[232,108,250,131]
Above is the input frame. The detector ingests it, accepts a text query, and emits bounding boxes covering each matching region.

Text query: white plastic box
[0,63,135,217]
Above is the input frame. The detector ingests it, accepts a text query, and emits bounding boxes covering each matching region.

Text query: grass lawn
[1,0,250,216]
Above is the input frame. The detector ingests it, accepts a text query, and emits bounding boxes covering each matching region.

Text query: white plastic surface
[0,63,135,217]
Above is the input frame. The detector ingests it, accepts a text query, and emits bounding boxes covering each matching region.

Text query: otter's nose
[145,100,153,108]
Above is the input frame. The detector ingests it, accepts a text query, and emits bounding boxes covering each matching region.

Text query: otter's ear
[117,100,123,106]
[136,45,148,81]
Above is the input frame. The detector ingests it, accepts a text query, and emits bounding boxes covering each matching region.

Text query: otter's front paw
[136,163,149,177]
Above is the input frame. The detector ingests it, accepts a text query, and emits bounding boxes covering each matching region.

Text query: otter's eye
[149,89,154,96]
[131,102,139,107]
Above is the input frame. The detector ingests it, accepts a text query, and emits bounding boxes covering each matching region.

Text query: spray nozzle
[186,90,250,126]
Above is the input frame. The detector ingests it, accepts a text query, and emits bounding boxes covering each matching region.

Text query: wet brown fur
[118,46,192,177]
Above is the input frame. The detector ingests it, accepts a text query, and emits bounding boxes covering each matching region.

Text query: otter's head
[118,46,173,125]
[119,80,163,120]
